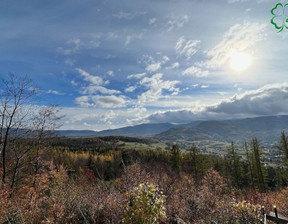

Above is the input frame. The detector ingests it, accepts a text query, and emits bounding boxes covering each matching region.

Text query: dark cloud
[146,83,288,123]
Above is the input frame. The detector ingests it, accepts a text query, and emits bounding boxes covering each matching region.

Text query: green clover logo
[271,3,288,32]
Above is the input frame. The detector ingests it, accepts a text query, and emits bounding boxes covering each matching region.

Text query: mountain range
[57,115,288,146]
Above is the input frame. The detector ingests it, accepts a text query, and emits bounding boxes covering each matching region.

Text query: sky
[1,0,288,131]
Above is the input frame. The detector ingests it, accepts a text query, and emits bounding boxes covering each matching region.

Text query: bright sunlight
[229,51,252,72]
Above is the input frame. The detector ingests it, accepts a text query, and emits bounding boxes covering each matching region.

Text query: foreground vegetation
[0,134,288,223]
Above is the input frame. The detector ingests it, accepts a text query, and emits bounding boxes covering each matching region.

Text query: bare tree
[9,137,34,197]
[0,74,36,189]
[31,104,64,187]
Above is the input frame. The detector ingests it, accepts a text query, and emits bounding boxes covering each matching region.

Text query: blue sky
[1,0,288,130]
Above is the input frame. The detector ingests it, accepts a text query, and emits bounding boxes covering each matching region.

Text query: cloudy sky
[1,0,288,130]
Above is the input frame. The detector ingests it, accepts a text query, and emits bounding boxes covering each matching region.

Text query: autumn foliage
[0,155,285,224]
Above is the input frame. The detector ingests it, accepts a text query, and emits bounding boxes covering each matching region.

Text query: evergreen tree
[170,144,181,173]
[189,144,202,182]
[227,142,242,188]
[244,142,255,188]
[277,131,288,185]
[251,138,266,192]
[277,131,288,166]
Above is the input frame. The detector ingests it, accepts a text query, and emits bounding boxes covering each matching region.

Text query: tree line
[49,132,288,192]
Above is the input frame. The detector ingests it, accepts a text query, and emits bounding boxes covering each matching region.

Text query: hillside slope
[155,115,288,146]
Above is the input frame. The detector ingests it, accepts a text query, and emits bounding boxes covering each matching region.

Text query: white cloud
[201,85,209,88]
[46,90,66,95]
[76,68,120,95]
[167,15,189,32]
[182,66,209,77]
[75,95,127,108]
[76,68,105,86]
[149,17,157,25]
[146,62,162,73]
[145,83,288,123]
[107,32,118,39]
[125,86,136,93]
[218,91,228,96]
[127,72,146,79]
[204,22,266,69]
[162,56,170,63]
[175,36,201,60]
[82,86,121,95]
[64,58,75,66]
[71,80,78,86]
[91,95,126,108]
[57,38,101,55]
[57,39,81,55]
[113,11,146,20]
[166,62,180,70]
[207,83,288,116]
[83,122,92,127]
[137,73,180,105]
[125,32,143,45]
[113,11,134,19]
[61,107,150,131]
[175,36,186,52]
[133,95,205,109]
[67,83,288,130]
[101,110,117,123]
[143,55,170,73]
[107,70,114,76]
[75,68,123,109]
[75,96,93,107]
[125,36,132,46]
[145,110,197,124]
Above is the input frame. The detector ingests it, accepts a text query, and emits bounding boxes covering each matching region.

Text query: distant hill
[56,122,193,137]
[224,115,288,132]
[56,116,288,147]
[55,130,97,137]
[94,123,176,137]
[155,115,288,146]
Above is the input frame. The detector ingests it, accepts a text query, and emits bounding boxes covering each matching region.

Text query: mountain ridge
[56,115,288,146]
[154,115,288,146]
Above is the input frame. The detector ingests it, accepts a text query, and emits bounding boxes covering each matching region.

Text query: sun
[229,51,252,72]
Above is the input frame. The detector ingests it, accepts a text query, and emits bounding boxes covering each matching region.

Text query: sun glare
[229,51,252,72]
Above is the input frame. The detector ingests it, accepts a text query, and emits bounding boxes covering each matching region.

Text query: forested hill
[56,115,288,146]
[56,123,176,137]
[155,115,288,145]
[94,123,176,136]
[57,122,199,137]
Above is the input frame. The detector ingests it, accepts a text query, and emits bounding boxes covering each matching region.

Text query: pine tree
[244,142,255,188]
[189,144,201,182]
[251,138,266,192]
[227,142,242,188]
[277,131,288,166]
[170,144,181,173]
[277,131,288,185]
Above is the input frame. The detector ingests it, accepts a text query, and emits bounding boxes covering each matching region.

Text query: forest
[1,75,288,223]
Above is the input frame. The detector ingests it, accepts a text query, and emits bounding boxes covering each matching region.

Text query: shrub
[123,183,166,224]
[231,200,262,224]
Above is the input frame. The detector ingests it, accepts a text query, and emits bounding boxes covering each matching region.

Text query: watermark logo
[271,2,288,32]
